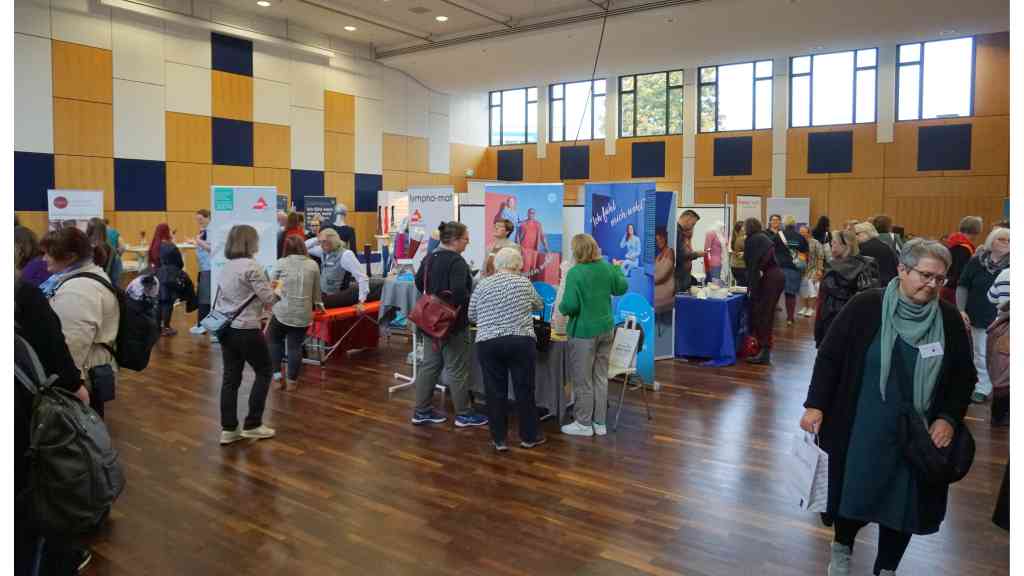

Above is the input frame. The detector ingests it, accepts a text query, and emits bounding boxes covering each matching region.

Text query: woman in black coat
[743,218,785,365]
[800,238,975,576]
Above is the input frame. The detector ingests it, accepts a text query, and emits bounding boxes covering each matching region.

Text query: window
[790,48,877,127]
[619,70,683,137]
[699,60,773,132]
[488,87,537,146]
[549,79,606,142]
[897,37,975,121]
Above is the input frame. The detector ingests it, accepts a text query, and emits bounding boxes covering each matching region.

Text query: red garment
[148,223,172,266]
[284,227,305,241]
[945,233,975,255]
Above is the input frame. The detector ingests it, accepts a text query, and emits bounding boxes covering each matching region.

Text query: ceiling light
[665,17,676,23]
[344,25,357,31]
[940,29,958,36]
[256,0,271,6]
[435,15,448,22]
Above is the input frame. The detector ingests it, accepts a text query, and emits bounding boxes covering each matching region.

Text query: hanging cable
[571,1,610,147]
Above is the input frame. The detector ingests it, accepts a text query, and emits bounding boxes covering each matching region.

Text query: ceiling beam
[295,0,433,42]
[438,0,514,29]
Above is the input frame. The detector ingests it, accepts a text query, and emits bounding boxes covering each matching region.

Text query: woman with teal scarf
[800,238,976,576]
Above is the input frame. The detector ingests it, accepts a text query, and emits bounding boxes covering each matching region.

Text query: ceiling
[159,0,1009,94]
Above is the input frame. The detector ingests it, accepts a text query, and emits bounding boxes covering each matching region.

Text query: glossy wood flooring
[85,312,1009,575]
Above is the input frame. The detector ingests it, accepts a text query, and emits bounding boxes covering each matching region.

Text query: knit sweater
[557,260,628,339]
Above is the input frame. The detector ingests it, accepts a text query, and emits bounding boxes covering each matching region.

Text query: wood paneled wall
[382,132,450,192]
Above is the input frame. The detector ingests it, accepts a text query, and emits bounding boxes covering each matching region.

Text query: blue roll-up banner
[209,186,279,293]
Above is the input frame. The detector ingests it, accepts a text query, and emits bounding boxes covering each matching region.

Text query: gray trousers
[414,327,472,416]
[568,330,614,426]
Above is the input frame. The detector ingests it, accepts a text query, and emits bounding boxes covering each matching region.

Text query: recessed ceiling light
[940,29,958,35]
[435,15,448,22]
[344,25,357,31]
[665,17,675,23]
[256,0,271,6]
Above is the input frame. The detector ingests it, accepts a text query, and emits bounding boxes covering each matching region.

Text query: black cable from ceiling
[571,1,610,147]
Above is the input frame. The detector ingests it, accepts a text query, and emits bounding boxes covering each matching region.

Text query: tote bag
[786,432,829,512]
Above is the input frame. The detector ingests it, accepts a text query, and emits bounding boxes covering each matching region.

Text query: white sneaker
[209,335,219,343]
[241,425,276,440]
[593,423,607,436]
[273,372,282,382]
[189,325,207,335]
[220,429,243,445]
[561,421,594,437]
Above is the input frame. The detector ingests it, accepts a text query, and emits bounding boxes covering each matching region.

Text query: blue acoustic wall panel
[560,145,590,180]
[355,173,382,212]
[212,118,254,167]
[918,124,972,171]
[291,170,324,211]
[14,152,54,211]
[631,141,666,178]
[807,131,853,174]
[713,136,753,176]
[211,32,253,77]
[114,159,166,211]
[497,149,524,181]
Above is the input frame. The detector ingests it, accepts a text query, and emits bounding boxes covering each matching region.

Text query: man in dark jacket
[855,221,899,287]
[674,210,703,293]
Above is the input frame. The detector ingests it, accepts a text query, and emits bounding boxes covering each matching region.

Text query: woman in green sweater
[558,234,629,437]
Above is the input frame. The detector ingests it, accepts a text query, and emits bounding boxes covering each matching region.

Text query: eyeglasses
[910,267,947,286]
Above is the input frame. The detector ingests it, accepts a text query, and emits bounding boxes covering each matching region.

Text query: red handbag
[408,254,460,341]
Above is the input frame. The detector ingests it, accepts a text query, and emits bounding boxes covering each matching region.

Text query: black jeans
[733,267,747,287]
[321,278,384,309]
[477,336,540,444]
[834,517,912,574]
[219,327,272,431]
[268,317,307,380]
[159,301,174,329]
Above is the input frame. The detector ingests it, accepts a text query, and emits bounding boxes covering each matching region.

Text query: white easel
[611,315,653,431]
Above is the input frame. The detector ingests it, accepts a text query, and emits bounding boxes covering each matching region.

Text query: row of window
[488,36,976,146]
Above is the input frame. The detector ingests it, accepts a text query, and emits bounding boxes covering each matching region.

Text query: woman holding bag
[799,239,975,576]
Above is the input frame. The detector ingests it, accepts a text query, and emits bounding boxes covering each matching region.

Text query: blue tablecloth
[674,294,748,367]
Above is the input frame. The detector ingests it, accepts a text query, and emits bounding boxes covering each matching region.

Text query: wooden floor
[86,310,1009,576]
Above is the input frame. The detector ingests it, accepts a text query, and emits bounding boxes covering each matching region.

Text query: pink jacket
[704,231,723,268]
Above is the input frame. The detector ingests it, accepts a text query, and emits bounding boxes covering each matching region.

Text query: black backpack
[59,272,160,371]
[15,332,125,536]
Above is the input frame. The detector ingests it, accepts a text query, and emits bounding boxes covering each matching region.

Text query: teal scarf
[879,278,945,416]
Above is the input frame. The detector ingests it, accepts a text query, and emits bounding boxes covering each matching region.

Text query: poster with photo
[408,186,456,269]
[304,196,336,233]
[47,189,103,232]
[209,186,278,294]
[484,183,564,284]
[653,191,677,359]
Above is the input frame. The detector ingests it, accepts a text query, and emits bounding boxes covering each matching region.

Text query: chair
[611,315,652,431]
[531,281,557,322]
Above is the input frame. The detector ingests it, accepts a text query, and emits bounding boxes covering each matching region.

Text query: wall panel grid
[52,39,112,103]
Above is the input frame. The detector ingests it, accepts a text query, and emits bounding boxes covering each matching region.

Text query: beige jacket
[271,255,322,327]
[50,263,120,390]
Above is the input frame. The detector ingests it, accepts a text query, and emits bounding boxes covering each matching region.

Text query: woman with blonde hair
[558,234,628,437]
[957,226,1009,403]
[269,235,323,391]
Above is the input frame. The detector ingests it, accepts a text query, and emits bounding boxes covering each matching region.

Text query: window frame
[895,35,977,122]
[788,47,879,128]
[487,86,538,146]
[698,59,774,133]
[548,78,607,143]
[618,69,684,138]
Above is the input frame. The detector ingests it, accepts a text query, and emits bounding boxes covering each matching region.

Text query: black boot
[747,347,771,365]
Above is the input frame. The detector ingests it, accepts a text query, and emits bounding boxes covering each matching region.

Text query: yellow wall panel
[383,134,407,171]
[325,172,354,208]
[54,155,114,212]
[406,172,434,189]
[827,179,883,227]
[109,212,168,249]
[541,143,560,181]
[212,165,254,186]
[964,116,1009,177]
[382,170,407,192]
[324,91,355,134]
[15,212,49,237]
[664,136,683,182]
[974,32,1010,117]
[166,162,212,212]
[349,213,377,251]
[165,211,200,281]
[253,123,290,169]
[324,131,355,173]
[406,137,429,173]
[786,179,830,225]
[590,143,611,182]
[884,177,1006,240]
[53,98,113,157]
[846,124,884,179]
[52,40,112,104]
[212,71,253,121]
[787,129,810,180]
[882,119,945,178]
[450,143,486,193]
[254,167,291,202]
[694,134,716,182]
[431,174,450,186]
[166,112,212,164]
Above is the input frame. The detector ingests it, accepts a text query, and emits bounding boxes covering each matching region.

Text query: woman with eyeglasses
[957,226,1009,404]
[800,238,975,576]
[814,230,879,347]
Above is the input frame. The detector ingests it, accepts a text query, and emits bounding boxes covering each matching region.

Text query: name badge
[919,342,944,359]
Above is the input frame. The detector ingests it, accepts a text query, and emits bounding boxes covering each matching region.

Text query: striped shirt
[468,271,543,342]
[988,268,1010,306]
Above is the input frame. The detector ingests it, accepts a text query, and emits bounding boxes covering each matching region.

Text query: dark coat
[859,237,899,287]
[415,248,473,331]
[804,289,976,518]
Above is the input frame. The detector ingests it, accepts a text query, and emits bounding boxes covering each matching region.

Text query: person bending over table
[308,228,383,311]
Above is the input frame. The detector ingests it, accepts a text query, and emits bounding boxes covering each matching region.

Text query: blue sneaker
[454,413,489,428]
[411,409,447,425]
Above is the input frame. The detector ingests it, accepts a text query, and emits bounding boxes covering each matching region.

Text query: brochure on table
[209,186,278,294]
[484,183,564,284]
[47,189,103,232]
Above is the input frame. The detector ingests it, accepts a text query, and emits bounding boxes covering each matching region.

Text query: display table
[304,301,381,367]
[378,274,419,324]
[467,333,572,425]
[674,294,748,367]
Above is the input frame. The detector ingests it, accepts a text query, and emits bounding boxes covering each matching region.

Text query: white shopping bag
[609,323,641,378]
[786,432,829,512]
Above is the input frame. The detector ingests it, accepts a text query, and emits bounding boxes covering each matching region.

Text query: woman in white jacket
[40,226,120,418]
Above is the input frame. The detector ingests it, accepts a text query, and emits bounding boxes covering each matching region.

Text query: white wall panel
[354,97,383,175]
[15,0,51,38]
[14,33,54,153]
[289,107,324,171]
[253,42,290,83]
[112,10,164,85]
[290,57,325,110]
[114,79,165,160]
[429,91,449,117]
[449,92,488,147]
[51,0,111,49]
[381,70,406,136]
[164,20,209,68]
[404,78,429,138]
[254,78,290,125]
[428,112,450,174]
[165,62,210,116]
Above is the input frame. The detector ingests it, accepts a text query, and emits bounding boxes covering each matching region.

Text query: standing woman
[814,230,879,347]
[781,216,809,326]
[150,223,184,336]
[468,247,545,451]
[653,228,676,314]
[730,220,747,287]
[800,239,975,576]
[704,221,726,282]
[269,235,322,392]
[86,218,118,286]
[215,224,279,444]
[188,209,213,335]
[743,218,785,365]
[559,234,628,437]
[798,224,825,317]
[617,223,642,275]
[957,226,1009,404]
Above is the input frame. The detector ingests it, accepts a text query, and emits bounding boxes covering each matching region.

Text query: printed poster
[408,186,456,268]
[47,189,103,232]
[484,183,564,284]
[209,186,278,294]
[304,196,337,233]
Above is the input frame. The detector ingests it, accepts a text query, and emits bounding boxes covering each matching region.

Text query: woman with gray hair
[800,238,975,576]
[468,246,545,451]
[957,226,1009,403]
